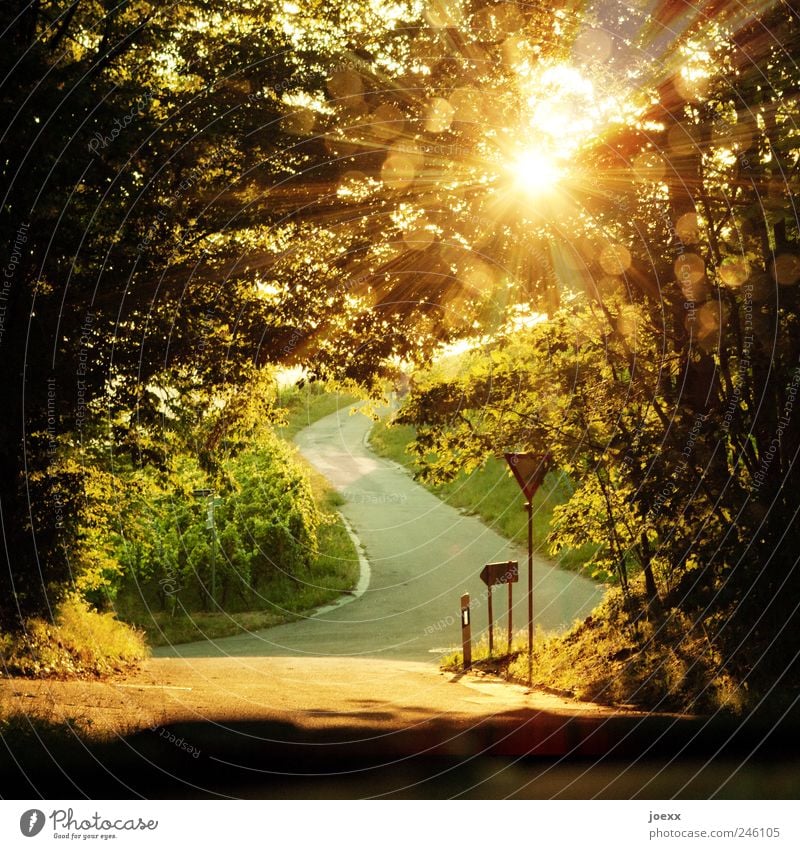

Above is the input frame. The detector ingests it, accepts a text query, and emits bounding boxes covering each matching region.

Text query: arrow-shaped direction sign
[479,561,519,657]
[480,560,519,587]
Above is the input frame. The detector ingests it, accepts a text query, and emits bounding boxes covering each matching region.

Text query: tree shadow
[2,699,799,799]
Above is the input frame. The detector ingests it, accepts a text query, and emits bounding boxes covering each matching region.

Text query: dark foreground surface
[3,703,799,799]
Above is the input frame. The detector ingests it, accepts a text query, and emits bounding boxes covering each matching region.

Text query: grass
[440,582,749,715]
[1,597,148,678]
[124,608,291,647]
[439,629,545,679]
[276,383,359,439]
[0,712,94,751]
[370,419,601,575]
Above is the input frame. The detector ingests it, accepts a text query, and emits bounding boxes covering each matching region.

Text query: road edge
[308,512,371,618]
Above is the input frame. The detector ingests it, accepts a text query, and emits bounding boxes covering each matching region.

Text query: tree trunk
[639,531,661,609]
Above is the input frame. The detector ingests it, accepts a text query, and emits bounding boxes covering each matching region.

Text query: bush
[225,437,320,590]
[117,460,361,646]
[1,598,148,678]
[111,430,321,612]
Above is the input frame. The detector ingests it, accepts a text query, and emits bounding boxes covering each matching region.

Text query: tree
[391,1,800,690]
[0,0,425,626]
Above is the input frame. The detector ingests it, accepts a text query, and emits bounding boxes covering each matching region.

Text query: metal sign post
[487,583,494,656]
[507,576,513,653]
[504,452,551,687]
[479,561,519,658]
[525,500,533,684]
[460,593,472,669]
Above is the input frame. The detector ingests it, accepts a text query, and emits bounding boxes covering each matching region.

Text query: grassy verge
[440,584,746,714]
[370,419,600,575]
[1,598,148,678]
[122,608,289,648]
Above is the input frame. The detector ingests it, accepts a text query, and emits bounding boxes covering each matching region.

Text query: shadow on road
[3,703,799,799]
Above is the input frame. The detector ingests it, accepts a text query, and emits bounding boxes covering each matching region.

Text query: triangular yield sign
[504,452,551,502]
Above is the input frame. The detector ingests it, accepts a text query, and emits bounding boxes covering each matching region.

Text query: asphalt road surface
[7,657,796,798]
[156,404,605,661]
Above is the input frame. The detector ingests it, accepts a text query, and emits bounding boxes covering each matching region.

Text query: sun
[509,147,563,196]
[497,60,636,201]
[500,63,603,198]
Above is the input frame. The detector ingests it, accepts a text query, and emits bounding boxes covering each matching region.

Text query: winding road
[4,408,790,799]
[156,404,604,661]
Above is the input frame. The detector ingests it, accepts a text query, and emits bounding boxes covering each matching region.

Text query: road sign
[504,452,551,502]
[480,560,518,587]
[504,451,552,687]
[480,561,519,657]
